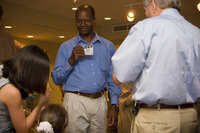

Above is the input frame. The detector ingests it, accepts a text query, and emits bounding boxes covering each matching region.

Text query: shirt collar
[160,8,183,19]
[76,32,102,46]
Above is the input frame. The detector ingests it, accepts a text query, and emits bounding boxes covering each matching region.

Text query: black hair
[2,45,50,98]
[0,4,3,21]
[75,4,95,20]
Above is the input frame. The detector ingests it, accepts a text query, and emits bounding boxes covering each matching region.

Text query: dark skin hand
[68,45,85,66]
[108,104,119,127]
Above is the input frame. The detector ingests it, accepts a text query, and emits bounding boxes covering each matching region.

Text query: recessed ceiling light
[4,26,12,29]
[104,17,111,20]
[27,35,33,38]
[59,36,65,38]
[72,7,77,11]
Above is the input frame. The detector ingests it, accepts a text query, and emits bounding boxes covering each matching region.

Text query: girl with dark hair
[0,45,51,133]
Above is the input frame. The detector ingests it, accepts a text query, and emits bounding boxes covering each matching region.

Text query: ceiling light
[127,11,134,22]
[124,3,142,22]
[4,26,12,29]
[127,16,134,22]
[59,36,65,38]
[104,17,111,20]
[72,7,77,11]
[128,12,134,18]
[197,2,200,12]
[27,35,33,38]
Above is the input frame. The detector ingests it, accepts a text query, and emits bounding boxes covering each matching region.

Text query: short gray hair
[143,0,181,12]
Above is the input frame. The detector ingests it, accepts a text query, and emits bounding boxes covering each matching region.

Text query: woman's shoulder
[0,84,21,104]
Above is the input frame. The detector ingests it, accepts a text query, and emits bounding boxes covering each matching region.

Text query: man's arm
[106,43,121,127]
[52,44,74,85]
[112,74,122,85]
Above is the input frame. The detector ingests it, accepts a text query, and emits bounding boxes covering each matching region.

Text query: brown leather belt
[68,91,103,99]
[140,103,195,109]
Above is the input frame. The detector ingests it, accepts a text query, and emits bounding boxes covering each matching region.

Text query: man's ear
[151,0,157,14]
[151,0,161,16]
[92,18,96,24]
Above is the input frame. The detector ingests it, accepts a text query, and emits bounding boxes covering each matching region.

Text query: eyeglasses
[76,19,93,24]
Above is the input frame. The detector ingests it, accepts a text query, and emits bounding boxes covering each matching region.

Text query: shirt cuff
[110,95,119,105]
[63,61,73,72]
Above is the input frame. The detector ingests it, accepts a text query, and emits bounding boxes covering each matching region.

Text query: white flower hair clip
[37,121,54,133]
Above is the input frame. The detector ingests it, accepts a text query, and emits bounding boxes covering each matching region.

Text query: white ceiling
[0,0,200,45]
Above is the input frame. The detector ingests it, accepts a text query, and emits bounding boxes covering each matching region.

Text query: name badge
[83,45,93,55]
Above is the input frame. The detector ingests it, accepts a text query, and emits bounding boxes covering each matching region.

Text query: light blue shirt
[52,32,120,104]
[112,9,200,105]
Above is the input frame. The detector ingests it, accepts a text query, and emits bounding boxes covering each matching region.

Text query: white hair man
[112,0,200,133]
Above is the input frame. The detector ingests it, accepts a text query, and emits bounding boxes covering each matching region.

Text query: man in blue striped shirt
[52,4,120,133]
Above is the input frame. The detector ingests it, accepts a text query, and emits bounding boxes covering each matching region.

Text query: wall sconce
[124,2,143,22]
[197,2,200,12]
[127,11,135,22]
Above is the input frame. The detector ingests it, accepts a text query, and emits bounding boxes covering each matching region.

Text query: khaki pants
[63,92,108,133]
[131,107,199,133]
